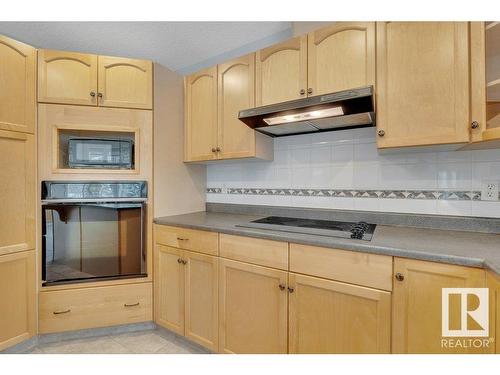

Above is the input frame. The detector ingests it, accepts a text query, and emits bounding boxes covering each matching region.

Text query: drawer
[220,234,288,270]
[155,225,218,255]
[39,282,152,333]
[289,244,393,291]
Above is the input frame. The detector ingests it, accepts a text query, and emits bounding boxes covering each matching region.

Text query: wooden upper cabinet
[376,22,470,149]
[0,35,35,134]
[0,251,36,351]
[468,22,500,149]
[307,22,375,96]
[38,49,98,106]
[184,66,218,162]
[256,36,307,106]
[0,130,35,256]
[392,258,486,354]
[289,273,391,354]
[217,53,256,159]
[97,56,153,109]
[219,259,288,354]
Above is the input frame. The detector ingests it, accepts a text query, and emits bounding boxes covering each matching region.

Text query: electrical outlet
[481,181,499,201]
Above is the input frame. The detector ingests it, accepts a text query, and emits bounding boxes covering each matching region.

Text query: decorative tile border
[206,187,483,201]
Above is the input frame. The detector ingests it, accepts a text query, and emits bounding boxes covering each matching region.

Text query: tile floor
[23,329,211,354]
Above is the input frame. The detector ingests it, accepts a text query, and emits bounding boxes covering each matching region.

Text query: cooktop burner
[237,216,376,241]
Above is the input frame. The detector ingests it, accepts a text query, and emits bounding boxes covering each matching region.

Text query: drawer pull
[177,237,189,241]
[53,309,71,315]
[124,302,140,307]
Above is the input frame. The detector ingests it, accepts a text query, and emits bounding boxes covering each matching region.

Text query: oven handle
[42,198,147,205]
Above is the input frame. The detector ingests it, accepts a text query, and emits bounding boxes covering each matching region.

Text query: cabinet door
[487,272,500,354]
[184,251,218,351]
[255,36,307,106]
[219,259,288,353]
[307,22,375,96]
[184,66,218,162]
[0,251,35,351]
[393,258,486,354]
[154,244,184,335]
[97,56,153,109]
[0,35,36,134]
[376,22,470,149]
[0,130,35,256]
[217,54,256,159]
[38,49,98,106]
[289,273,391,354]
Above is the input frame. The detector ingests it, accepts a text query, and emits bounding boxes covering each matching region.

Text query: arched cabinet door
[256,36,307,106]
[307,22,375,95]
[97,56,153,109]
[217,53,256,160]
[38,49,98,106]
[184,66,218,162]
[0,35,35,134]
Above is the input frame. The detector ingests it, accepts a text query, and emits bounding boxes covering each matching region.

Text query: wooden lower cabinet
[0,250,36,351]
[218,259,288,353]
[487,271,500,354]
[154,244,219,351]
[39,282,152,334]
[392,258,487,353]
[288,273,391,353]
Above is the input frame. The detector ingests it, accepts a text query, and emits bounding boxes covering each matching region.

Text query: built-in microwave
[68,137,134,169]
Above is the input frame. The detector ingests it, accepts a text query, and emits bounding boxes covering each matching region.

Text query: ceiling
[0,22,292,74]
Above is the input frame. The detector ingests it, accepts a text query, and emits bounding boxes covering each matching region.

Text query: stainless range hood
[238,86,375,137]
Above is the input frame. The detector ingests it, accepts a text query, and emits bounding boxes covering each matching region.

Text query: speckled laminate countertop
[154,211,500,275]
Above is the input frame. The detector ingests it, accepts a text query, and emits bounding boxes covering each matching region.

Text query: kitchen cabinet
[184,55,273,162]
[467,22,500,149]
[155,244,218,351]
[0,35,36,134]
[376,22,470,149]
[0,130,35,256]
[97,55,153,109]
[184,66,218,161]
[0,251,36,351]
[218,258,288,354]
[38,49,152,109]
[307,22,375,96]
[39,282,152,334]
[392,258,486,354]
[487,271,500,354]
[288,273,391,354]
[255,36,307,106]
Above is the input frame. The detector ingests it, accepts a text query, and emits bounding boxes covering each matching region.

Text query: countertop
[154,211,500,275]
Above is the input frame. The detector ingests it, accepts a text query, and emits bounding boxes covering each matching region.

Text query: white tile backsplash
[206,128,500,217]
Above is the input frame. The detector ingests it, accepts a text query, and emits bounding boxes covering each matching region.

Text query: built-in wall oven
[41,181,148,286]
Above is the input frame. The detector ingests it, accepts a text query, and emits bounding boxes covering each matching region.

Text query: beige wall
[153,63,206,217]
[292,22,335,36]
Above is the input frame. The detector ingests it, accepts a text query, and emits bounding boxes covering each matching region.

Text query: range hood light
[262,106,344,126]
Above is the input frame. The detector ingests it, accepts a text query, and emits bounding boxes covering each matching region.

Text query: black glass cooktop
[237,216,376,241]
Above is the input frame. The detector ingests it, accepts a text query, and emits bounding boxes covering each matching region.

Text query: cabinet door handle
[288,287,295,293]
[124,302,140,307]
[378,130,386,137]
[216,147,221,152]
[299,89,306,95]
[278,284,286,291]
[395,273,405,281]
[471,121,479,129]
[177,258,183,263]
[97,92,103,98]
[181,259,188,265]
[90,91,96,97]
[53,309,71,315]
[211,147,216,153]
[307,88,313,95]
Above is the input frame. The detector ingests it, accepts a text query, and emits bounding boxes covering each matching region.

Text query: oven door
[42,200,146,286]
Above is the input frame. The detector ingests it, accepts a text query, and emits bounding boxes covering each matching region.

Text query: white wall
[206,127,500,217]
[154,63,206,217]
